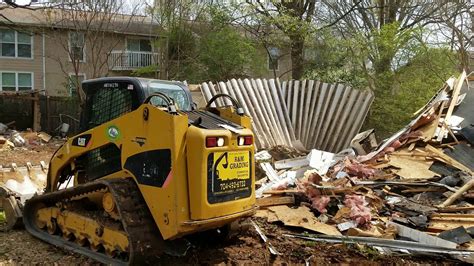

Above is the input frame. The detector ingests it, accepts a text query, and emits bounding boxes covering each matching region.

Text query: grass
[0,211,5,224]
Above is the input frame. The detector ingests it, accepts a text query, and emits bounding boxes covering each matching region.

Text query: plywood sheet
[268,205,341,236]
[388,154,437,180]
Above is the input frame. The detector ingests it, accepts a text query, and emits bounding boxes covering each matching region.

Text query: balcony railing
[108,50,159,71]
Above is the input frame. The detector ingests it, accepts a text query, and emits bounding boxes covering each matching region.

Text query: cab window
[148,82,190,111]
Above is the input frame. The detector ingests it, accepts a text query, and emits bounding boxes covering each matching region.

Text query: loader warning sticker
[106,125,121,141]
[207,151,252,204]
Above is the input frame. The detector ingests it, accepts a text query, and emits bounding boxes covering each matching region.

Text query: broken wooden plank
[438,179,474,208]
[401,187,445,193]
[424,144,473,175]
[437,71,467,141]
[256,196,295,208]
[431,213,474,220]
[37,132,52,143]
[263,189,300,195]
[438,206,474,212]
[428,213,474,232]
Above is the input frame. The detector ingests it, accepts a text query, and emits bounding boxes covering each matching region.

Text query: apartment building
[0,5,161,97]
[0,5,293,100]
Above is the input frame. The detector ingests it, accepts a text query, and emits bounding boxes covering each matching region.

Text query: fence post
[33,92,41,132]
[46,96,51,132]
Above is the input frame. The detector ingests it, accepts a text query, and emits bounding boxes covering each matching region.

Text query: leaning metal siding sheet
[199,78,374,152]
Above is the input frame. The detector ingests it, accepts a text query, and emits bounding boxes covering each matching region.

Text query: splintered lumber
[263,189,300,195]
[254,209,279,223]
[428,213,474,232]
[438,179,474,208]
[424,144,473,175]
[37,132,52,143]
[401,187,445,193]
[438,206,474,212]
[256,196,295,207]
[267,205,341,236]
[437,71,467,142]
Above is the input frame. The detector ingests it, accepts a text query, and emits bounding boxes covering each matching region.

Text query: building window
[0,29,33,58]
[68,73,86,97]
[69,31,85,61]
[0,72,33,91]
[267,47,279,71]
[126,39,153,68]
[127,39,152,52]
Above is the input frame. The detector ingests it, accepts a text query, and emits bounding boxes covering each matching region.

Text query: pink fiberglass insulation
[344,158,376,178]
[311,196,331,214]
[344,194,372,226]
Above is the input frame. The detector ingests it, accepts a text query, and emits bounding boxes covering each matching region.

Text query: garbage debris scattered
[1,72,473,263]
[200,78,374,151]
[252,72,474,262]
[251,220,281,256]
[1,124,54,151]
[0,123,62,230]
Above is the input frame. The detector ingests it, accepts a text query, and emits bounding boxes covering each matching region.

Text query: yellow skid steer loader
[21,77,256,264]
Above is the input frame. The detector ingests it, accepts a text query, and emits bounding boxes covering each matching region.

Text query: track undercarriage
[23,178,165,265]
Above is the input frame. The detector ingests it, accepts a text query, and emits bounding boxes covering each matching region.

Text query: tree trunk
[290,37,305,80]
[374,55,393,75]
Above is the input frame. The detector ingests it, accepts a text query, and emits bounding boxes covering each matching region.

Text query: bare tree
[436,1,473,72]
[319,0,460,78]
[41,0,143,103]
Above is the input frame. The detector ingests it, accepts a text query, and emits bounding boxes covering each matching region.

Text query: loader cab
[80,77,193,131]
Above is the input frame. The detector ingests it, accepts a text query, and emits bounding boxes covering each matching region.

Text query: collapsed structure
[201,72,474,263]
[203,72,474,262]
[0,72,473,262]
[200,78,374,152]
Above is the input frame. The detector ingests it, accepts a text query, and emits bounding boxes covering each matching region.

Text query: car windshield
[148,82,190,111]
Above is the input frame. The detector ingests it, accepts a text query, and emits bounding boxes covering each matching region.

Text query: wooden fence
[200,78,374,152]
[0,94,81,135]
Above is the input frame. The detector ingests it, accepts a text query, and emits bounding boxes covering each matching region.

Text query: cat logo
[77,137,86,147]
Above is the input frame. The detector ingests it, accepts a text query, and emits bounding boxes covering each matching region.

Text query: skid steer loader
[20,77,256,264]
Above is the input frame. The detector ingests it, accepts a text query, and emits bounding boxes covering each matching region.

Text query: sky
[9,0,151,15]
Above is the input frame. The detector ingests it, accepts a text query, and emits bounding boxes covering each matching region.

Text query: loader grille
[77,144,122,181]
[86,87,133,129]
[185,110,242,130]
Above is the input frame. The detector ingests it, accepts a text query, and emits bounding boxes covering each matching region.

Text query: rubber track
[23,178,164,265]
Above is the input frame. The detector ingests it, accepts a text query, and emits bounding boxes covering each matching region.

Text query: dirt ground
[0,139,62,166]
[0,219,462,265]
[0,142,464,265]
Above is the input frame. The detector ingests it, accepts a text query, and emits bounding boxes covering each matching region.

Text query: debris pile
[1,122,55,230]
[200,78,374,151]
[254,72,474,262]
[0,122,53,151]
